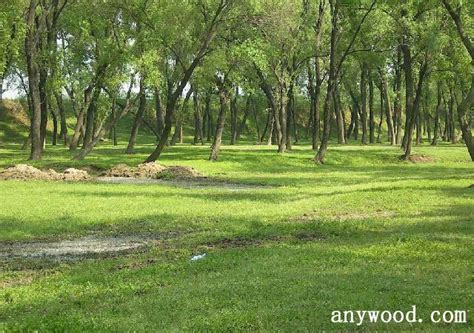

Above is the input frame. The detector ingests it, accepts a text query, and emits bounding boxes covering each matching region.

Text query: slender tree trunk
[394,44,403,144]
[55,92,68,145]
[376,84,384,143]
[286,83,294,149]
[237,96,251,141]
[25,0,42,160]
[360,62,368,144]
[210,88,229,161]
[69,88,91,151]
[432,83,442,145]
[334,87,345,144]
[230,87,238,145]
[51,109,58,146]
[82,87,101,150]
[205,93,212,142]
[193,89,204,145]
[252,97,260,142]
[170,121,181,146]
[155,88,164,141]
[315,0,338,163]
[449,88,456,143]
[379,68,396,145]
[368,73,375,143]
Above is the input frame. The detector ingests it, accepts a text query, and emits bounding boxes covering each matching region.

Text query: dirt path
[0,235,159,260]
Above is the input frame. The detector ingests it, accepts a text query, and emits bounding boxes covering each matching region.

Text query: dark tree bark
[347,90,360,140]
[360,62,368,145]
[368,72,375,143]
[25,0,42,160]
[379,68,396,145]
[256,68,283,151]
[55,92,68,145]
[70,86,92,151]
[376,83,384,143]
[145,1,230,162]
[401,48,429,159]
[334,86,345,144]
[230,87,238,145]
[448,88,456,143]
[237,96,251,141]
[441,0,474,160]
[126,77,147,154]
[209,83,229,161]
[82,87,101,150]
[73,79,135,160]
[154,88,164,141]
[393,44,403,145]
[51,108,58,146]
[193,89,204,145]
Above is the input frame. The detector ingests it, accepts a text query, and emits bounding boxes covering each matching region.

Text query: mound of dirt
[136,162,167,178]
[0,164,91,181]
[63,168,90,181]
[157,165,203,180]
[407,154,435,163]
[103,162,167,178]
[0,164,57,181]
[103,164,135,177]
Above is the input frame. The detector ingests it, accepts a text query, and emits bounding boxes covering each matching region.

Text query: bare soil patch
[0,164,90,181]
[0,235,160,260]
[0,163,269,191]
[102,162,202,180]
[406,154,435,163]
[103,162,167,178]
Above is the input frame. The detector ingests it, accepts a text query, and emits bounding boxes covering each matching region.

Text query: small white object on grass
[191,253,207,261]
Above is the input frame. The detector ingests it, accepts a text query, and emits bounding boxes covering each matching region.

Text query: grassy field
[0,140,473,331]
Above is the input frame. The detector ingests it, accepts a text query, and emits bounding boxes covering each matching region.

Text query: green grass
[0,140,473,331]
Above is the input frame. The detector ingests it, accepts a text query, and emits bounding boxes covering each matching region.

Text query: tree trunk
[334,86,345,144]
[69,87,92,151]
[51,109,58,146]
[237,96,251,141]
[25,0,42,160]
[82,87,101,150]
[230,87,238,145]
[360,62,368,144]
[126,78,147,154]
[368,73,375,143]
[315,0,338,163]
[394,46,403,145]
[376,83,384,143]
[55,92,68,145]
[155,88,164,141]
[379,68,396,145]
[209,89,229,161]
[193,89,204,145]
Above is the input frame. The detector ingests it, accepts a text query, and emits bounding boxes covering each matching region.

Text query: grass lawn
[0,141,473,331]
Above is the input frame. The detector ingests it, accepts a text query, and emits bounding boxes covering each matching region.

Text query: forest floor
[0,141,473,331]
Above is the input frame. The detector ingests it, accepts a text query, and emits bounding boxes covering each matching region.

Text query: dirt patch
[158,166,202,180]
[406,154,435,163]
[103,162,167,178]
[0,164,91,181]
[0,235,160,260]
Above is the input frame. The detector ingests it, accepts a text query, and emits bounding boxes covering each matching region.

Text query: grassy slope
[0,137,473,330]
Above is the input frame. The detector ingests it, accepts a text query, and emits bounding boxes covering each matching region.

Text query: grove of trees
[1,0,473,162]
